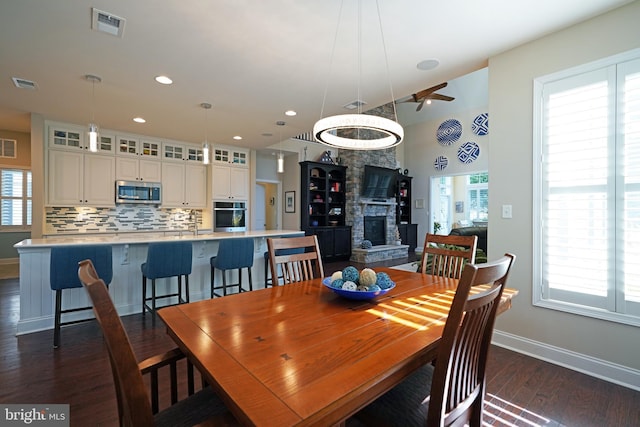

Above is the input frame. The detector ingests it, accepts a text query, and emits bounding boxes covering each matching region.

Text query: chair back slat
[267,236,324,285]
[427,253,515,427]
[420,233,478,279]
[78,260,155,427]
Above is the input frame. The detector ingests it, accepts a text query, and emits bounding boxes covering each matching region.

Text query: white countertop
[14,229,305,249]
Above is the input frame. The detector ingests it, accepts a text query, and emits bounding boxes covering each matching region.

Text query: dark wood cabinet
[396,174,418,252]
[300,161,351,262]
[398,223,418,252]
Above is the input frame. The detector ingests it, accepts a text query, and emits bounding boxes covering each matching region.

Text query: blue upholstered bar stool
[210,238,254,297]
[49,245,113,348]
[141,241,192,315]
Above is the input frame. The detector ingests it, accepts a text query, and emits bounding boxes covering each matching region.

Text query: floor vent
[92,8,126,38]
[12,77,37,90]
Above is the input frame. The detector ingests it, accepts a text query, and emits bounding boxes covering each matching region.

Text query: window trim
[532,47,640,327]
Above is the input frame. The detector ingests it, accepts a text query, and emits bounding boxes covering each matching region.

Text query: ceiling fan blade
[428,94,455,102]
[414,82,448,99]
[416,100,426,112]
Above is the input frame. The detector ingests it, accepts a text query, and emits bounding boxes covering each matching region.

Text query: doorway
[429,171,488,234]
[254,181,280,230]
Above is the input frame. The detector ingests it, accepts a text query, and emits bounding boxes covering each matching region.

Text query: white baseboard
[492,330,640,392]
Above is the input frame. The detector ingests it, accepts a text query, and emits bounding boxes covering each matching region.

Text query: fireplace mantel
[360,200,397,214]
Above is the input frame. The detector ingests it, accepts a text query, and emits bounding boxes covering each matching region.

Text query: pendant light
[277,121,285,173]
[85,74,101,152]
[201,102,211,165]
[313,0,403,150]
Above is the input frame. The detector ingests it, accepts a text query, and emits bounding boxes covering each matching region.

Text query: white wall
[402,105,489,249]
[489,0,640,375]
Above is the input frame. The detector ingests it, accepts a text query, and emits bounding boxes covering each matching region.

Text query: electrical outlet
[502,204,513,219]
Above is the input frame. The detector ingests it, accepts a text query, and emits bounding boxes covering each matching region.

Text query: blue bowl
[322,277,395,300]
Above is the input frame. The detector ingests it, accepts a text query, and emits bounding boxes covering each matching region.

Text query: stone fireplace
[335,110,409,263]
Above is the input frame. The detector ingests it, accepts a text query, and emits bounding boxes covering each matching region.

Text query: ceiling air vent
[293,132,317,143]
[12,77,37,90]
[92,8,126,38]
[343,100,367,110]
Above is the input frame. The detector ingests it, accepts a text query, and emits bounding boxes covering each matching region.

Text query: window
[467,172,488,222]
[0,168,32,229]
[533,49,640,325]
[0,139,17,158]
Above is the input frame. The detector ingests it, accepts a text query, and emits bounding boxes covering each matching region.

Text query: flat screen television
[361,165,397,199]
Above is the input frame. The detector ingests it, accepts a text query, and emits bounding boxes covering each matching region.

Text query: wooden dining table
[158,267,518,426]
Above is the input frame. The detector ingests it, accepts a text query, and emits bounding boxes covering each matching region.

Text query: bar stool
[210,238,254,297]
[141,241,192,315]
[50,245,113,348]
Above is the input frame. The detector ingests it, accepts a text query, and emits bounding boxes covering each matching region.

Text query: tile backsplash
[45,206,203,234]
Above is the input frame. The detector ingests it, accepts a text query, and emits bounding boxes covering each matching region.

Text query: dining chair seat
[141,241,192,314]
[354,253,516,427]
[210,238,254,297]
[49,245,112,348]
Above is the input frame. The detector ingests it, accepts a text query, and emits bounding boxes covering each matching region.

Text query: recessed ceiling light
[233,136,242,140]
[155,75,173,85]
[133,117,146,123]
[285,110,297,116]
[417,59,440,71]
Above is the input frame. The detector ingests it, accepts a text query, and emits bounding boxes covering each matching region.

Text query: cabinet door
[229,167,249,200]
[312,228,335,260]
[84,154,115,206]
[212,165,231,199]
[139,159,162,182]
[333,227,352,258]
[185,164,207,207]
[49,125,84,151]
[161,163,186,207]
[115,157,139,181]
[48,150,84,206]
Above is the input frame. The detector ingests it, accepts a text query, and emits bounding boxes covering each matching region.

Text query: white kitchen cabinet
[48,150,115,206]
[212,146,249,167]
[116,135,161,159]
[116,157,162,182]
[161,163,207,208]
[162,141,205,163]
[48,122,116,154]
[212,165,248,200]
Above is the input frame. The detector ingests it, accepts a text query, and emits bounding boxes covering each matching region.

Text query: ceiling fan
[399,82,455,112]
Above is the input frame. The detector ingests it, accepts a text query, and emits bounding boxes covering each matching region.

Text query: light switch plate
[502,204,513,219]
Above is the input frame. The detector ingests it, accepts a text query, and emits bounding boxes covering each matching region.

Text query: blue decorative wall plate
[471,113,489,136]
[434,155,449,171]
[457,142,480,164]
[436,119,462,146]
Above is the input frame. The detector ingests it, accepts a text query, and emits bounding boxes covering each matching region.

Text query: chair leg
[177,275,182,304]
[247,267,253,291]
[222,270,227,296]
[54,289,62,348]
[265,258,269,288]
[185,275,189,303]
[210,265,215,299]
[142,276,147,315]
[151,279,156,312]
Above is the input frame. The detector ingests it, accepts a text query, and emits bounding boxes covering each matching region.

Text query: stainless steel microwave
[115,181,162,205]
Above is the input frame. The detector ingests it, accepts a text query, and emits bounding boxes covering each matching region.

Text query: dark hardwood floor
[1,256,638,426]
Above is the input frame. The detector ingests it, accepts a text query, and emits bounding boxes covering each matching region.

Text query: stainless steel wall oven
[213,201,247,232]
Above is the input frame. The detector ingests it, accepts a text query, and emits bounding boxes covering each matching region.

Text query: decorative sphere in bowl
[322,278,394,300]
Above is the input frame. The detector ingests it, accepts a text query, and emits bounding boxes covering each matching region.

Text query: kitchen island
[14,230,304,335]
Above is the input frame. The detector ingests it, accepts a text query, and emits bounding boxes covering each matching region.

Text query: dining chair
[266,235,324,285]
[354,253,516,427]
[49,245,112,348]
[78,259,238,427]
[419,233,478,278]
